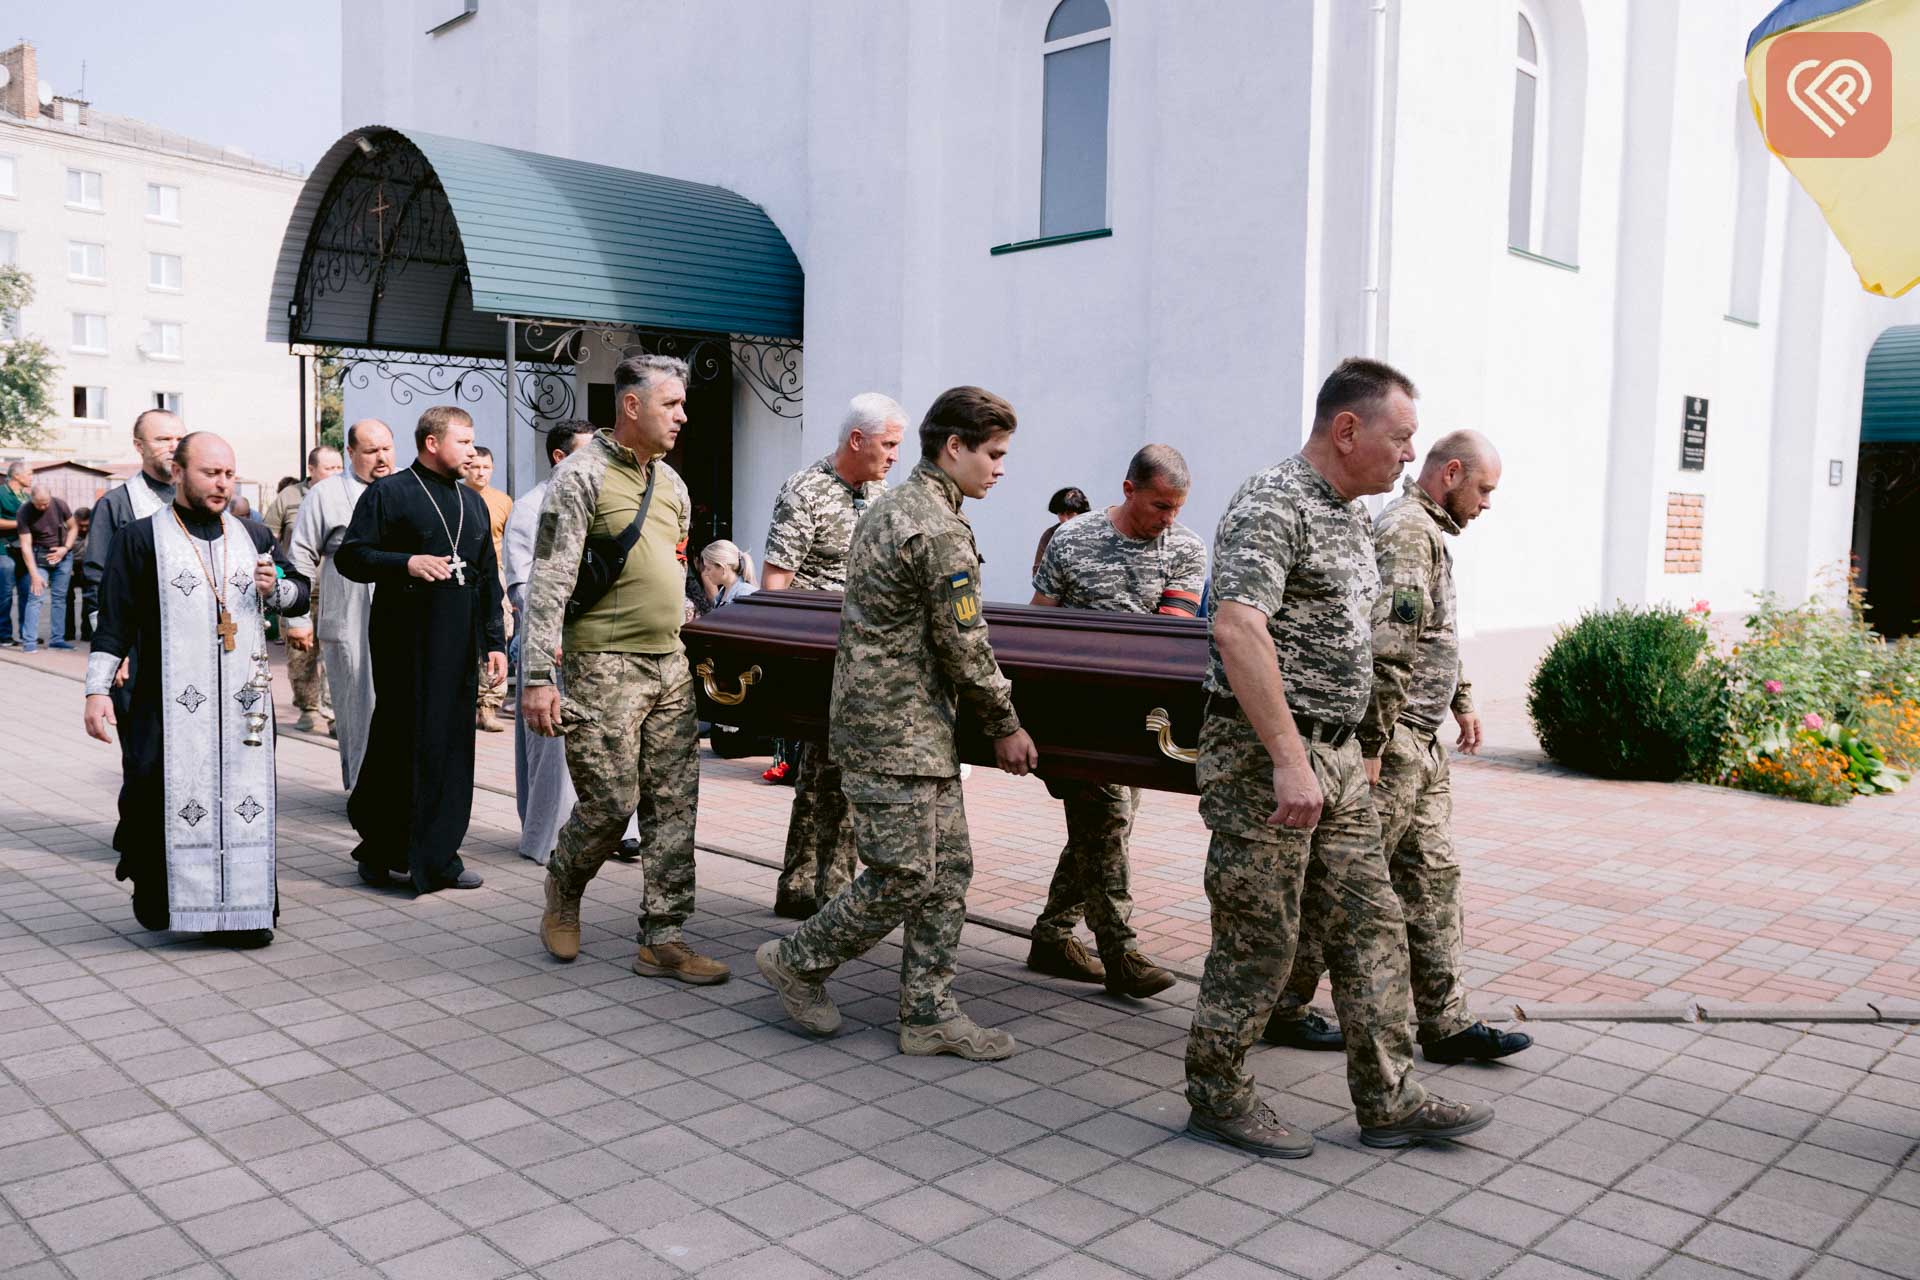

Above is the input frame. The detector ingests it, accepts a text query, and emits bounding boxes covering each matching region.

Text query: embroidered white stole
[154,512,276,931]
[125,476,167,520]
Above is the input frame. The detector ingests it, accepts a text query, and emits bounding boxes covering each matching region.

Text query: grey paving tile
[720,1181,845,1239]
[178,1195,311,1256]
[437,1171,561,1230]
[58,1224,202,1280]
[1391,1220,1522,1280]
[145,1165,271,1219]
[1682,1223,1817,1280]
[573,1177,701,1234]
[1575,1191,1704,1250]
[1240,1219,1370,1279]
[1535,1220,1672,1280]
[939,1218,1075,1279]
[638,1207,780,1273]
[538,1237,680,1280]
[287,1169,409,1225]
[27,1192,164,1254]
[936,1158,1057,1211]
[219,1229,365,1280]
[479,1201,615,1268]
[1,1160,129,1218]
[329,1200,464,1263]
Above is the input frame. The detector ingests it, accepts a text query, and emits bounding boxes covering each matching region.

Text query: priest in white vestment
[84,433,310,947]
[288,420,394,790]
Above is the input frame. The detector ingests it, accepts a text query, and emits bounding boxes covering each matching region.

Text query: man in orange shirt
[464,446,514,731]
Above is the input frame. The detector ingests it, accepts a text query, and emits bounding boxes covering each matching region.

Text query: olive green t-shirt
[566,456,686,655]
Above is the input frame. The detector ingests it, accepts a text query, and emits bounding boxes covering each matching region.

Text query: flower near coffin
[1764,679,1784,694]
[1804,712,1825,730]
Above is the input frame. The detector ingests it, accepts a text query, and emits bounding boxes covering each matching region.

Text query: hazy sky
[16,1,342,174]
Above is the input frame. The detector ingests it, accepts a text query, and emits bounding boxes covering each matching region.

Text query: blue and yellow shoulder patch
[947,570,982,628]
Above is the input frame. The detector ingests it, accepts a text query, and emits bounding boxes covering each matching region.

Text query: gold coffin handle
[1145,707,1198,764]
[697,659,763,707]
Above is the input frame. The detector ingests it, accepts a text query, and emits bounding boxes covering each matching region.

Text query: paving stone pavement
[2,659,1919,1279]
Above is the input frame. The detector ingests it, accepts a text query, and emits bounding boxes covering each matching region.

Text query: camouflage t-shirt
[1205,453,1378,725]
[1357,476,1474,752]
[764,454,886,591]
[1032,510,1207,614]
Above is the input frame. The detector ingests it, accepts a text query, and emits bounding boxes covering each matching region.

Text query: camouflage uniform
[1274,476,1475,1043]
[1030,511,1206,960]
[775,461,1021,1024]
[522,431,700,944]
[764,455,886,906]
[1185,454,1426,1129]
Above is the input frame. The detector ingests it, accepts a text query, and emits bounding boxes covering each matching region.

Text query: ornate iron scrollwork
[511,320,803,419]
[731,337,804,419]
[305,346,577,432]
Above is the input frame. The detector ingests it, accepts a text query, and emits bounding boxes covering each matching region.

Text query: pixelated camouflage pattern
[1358,476,1474,753]
[828,462,1020,779]
[519,431,691,686]
[777,774,974,1026]
[1031,511,1207,613]
[547,649,699,945]
[1032,780,1141,956]
[1274,721,1472,1044]
[764,455,886,591]
[778,742,857,904]
[1204,455,1379,725]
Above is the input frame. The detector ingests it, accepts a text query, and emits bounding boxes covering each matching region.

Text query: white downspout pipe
[1363,0,1390,358]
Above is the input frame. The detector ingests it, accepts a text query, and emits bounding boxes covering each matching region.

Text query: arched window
[1508,9,1548,252]
[1040,0,1111,237]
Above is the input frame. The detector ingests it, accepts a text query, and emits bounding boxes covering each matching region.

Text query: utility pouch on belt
[564,461,655,624]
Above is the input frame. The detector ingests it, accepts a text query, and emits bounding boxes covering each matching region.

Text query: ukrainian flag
[1747,0,1920,296]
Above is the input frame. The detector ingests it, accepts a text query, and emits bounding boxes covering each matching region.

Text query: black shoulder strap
[615,461,657,553]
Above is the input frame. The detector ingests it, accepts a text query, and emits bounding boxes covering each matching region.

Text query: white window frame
[0,155,15,200]
[1036,2,1115,241]
[153,390,183,414]
[66,168,104,212]
[149,252,184,292]
[144,319,183,360]
[1510,5,1550,254]
[68,240,108,283]
[0,229,16,266]
[70,312,109,354]
[145,182,181,224]
[73,386,108,423]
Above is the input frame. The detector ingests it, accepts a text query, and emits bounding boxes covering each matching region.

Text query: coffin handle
[697,659,763,707]
[1145,708,1198,764]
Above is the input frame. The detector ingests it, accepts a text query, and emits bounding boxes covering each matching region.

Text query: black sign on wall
[1680,396,1709,471]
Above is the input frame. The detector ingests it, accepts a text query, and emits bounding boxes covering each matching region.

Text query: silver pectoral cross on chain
[449,554,467,587]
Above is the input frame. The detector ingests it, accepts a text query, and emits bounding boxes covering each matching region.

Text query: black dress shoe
[773,891,816,920]
[1423,1022,1532,1064]
[357,861,401,888]
[1261,1009,1346,1051]
[209,928,274,949]
[612,838,642,863]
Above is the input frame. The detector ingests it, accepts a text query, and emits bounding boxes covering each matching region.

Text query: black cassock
[336,461,505,891]
[93,512,309,926]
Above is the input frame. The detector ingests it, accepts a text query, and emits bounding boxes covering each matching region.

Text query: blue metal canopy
[267,126,803,356]
[1862,325,1920,445]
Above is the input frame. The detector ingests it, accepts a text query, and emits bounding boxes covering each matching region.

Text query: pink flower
[1803,713,1825,730]
[1692,600,1711,613]
[1764,680,1784,694]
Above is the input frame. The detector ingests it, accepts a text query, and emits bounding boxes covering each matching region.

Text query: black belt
[1207,695,1357,749]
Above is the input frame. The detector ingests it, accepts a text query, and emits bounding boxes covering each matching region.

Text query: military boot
[634,941,731,985]
[541,876,581,962]
[1103,950,1177,999]
[1422,1022,1533,1064]
[1027,935,1104,984]
[1359,1095,1495,1149]
[1262,1008,1346,1051]
[756,940,841,1035]
[899,1016,1016,1061]
[1187,1102,1314,1159]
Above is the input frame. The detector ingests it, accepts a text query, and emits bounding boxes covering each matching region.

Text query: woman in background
[1033,486,1091,572]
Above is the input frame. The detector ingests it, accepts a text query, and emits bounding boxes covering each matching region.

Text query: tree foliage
[0,266,58,450]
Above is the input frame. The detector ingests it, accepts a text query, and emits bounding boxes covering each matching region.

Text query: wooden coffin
[682,590,1209,794]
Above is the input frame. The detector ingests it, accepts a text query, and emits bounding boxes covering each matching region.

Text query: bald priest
[84,433,310,947]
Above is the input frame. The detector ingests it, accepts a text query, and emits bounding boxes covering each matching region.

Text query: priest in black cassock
[336,405,507,893]
[84,433,309,947]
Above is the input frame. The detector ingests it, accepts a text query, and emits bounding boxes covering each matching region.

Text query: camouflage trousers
[1273,722,1470,1045]
[778,774,972,1027]
[1184,713,1425,1128]
[287,580,329,715]
[1032,780,1140,958]
[777,741,857,904]
[548,649,698,945]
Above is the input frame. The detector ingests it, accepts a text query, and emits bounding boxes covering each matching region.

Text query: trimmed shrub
[1528,605,1726,781]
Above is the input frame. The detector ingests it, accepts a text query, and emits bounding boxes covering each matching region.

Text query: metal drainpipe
[1363,0,1391,358]
[504,319,517,498]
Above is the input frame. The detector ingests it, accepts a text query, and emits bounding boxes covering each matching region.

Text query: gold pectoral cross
[216,607,237,653]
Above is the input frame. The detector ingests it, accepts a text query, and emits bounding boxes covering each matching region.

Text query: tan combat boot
[1103,950,1177,1000]
[1026,935,1105,984]
[634,940,731,985]
[477,707,506,733]
[899,1015,1016,1061]
[541,876,581,962]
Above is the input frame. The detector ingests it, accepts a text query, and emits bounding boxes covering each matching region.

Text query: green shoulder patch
[534,510,560,560]
[947,570,983,629]
[1391,585,1422,626]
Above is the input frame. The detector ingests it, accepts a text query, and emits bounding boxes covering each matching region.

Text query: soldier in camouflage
[762,394,907,920]
[521,354,730,985]
[1027,444,1204,1000]
[1265,431,1531,1064]
[1184,358,1495,1158]
[758,387,1039,1062]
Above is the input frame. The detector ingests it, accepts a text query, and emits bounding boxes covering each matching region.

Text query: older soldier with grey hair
[525,355,731,984]
[1027,444,1204,1000]
[763,392,907,918]
[1265,429,1531,1066]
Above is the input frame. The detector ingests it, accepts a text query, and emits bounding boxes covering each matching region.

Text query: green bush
[1528,605,1727,781]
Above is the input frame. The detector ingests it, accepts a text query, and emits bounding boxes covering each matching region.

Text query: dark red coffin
[681,590,1209,794]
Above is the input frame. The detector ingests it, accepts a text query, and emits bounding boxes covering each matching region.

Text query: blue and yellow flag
[1747,0,1920,295]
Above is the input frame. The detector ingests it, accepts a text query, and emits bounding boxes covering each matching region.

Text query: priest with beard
[83,433,309,946]
[336,405,507,893]
[287,418,395,791]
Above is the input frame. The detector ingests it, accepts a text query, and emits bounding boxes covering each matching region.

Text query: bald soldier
[1183,358,1494,1158]
[1264,431,1532,1065]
